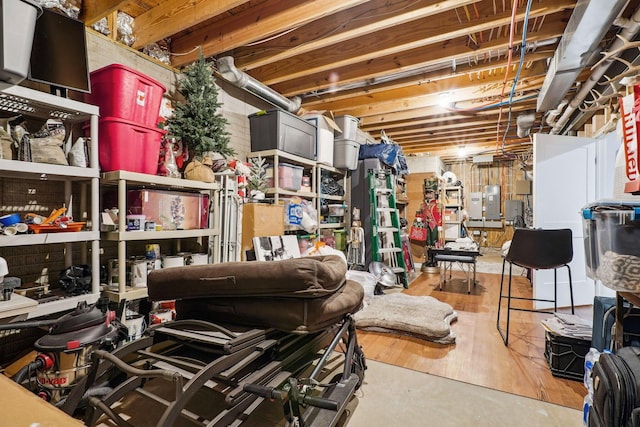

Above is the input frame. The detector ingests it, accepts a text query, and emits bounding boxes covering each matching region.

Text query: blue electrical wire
[502,0,534,146]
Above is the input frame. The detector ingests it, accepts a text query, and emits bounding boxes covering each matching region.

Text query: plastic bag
[30,119,68,165]
[157,138,180,178]
[9,116,31,161]
[68,137,89,167]
[0,128,12,160]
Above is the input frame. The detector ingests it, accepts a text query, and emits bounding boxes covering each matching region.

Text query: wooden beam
[131,0,250,49]
[81,0,127,25]
[170,0,370,67]
[358,95,538,126]
[337,76,544,119]
[301,51,552,110]
[234,0,481,71]
[251,1,574,86]
[274,18,567,97]
[309,63,547,115]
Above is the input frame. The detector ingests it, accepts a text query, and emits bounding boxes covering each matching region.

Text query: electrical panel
[485,185,501,220]
[468,192,483,219]
[504,199,524,222]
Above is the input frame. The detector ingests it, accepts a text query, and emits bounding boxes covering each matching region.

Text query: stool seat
[497,228,575,345]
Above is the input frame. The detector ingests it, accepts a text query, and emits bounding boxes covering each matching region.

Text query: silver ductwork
[516,111,536,138]
[537,0,629,113]
[216,56,301,113]
[551,3,640,134]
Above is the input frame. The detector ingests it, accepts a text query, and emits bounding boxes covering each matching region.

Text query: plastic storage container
[96,117,164,174]
[544,330,591,381]
[328,204,347,216]
[334,138,360,170]
[0,0,41,85]
[87,64,166,127]
[265,163,304,191]
[249,109,316,160]
[334,115,359,140]
[582,202,640,291]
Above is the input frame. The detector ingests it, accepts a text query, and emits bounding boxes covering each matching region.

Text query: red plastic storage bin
[87,64,166,127]
[96,117,164,174]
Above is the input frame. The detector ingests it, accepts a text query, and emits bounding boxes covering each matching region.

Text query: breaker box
[468,192,483,219]
[485,185,501,220]
[505,199,524,222]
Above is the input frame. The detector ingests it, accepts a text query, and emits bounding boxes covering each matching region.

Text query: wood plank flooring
[356,267,590,410]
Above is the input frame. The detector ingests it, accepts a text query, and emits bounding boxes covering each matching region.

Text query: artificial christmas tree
[165,52,234,181]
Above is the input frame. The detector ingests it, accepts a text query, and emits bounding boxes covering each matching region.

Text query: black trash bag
[58,264,92,295]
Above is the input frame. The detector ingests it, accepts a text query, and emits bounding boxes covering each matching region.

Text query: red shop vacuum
[4,300,125,406]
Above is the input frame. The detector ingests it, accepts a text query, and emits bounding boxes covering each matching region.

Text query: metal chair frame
[497,228,575,345]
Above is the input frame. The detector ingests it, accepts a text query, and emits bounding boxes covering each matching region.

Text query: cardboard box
[241,203,285,260]
[304,112,342,166]
[0,373,83,425]
[126,189,209,230]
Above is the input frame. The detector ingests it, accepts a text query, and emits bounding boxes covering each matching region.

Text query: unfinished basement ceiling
[81,0,640,162]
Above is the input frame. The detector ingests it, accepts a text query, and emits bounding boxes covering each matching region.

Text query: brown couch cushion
[175,280,364,334]
[147,255,347,302]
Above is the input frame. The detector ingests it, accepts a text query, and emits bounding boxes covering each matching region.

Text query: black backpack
[590,347,640,427]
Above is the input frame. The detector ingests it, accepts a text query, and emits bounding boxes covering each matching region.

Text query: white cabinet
[0,85,100,319]
[100,170,220,302]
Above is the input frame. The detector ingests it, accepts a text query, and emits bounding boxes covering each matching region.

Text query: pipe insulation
[216,56,301,114]
[551,4,640,134]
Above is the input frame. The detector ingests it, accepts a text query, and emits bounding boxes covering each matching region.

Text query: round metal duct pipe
[217,56,301,114]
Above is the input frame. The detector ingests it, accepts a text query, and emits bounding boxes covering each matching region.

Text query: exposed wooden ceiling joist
[74,0,638,161]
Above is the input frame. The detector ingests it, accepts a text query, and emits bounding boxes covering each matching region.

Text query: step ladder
[369,170,408,288]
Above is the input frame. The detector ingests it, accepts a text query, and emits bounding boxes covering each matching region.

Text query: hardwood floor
[356,266,590,410]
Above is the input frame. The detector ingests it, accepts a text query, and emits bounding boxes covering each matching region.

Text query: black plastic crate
[248,109,316,160]
[544,330,591,381]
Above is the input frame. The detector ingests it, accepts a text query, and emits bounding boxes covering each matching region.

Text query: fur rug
[353,293,457,344]
[347,271,457,344]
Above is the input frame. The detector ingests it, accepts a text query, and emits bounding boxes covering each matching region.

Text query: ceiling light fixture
[457,146,467,158]
[438,92,453,108]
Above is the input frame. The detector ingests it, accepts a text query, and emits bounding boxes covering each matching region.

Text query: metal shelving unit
[0,85,101,319]
[247,150,350,236]
[100,170,220,302]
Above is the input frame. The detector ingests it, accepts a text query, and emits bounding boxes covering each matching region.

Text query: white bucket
[334,115,359,140]
[334,139,360,170]
[0,0,42,85]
